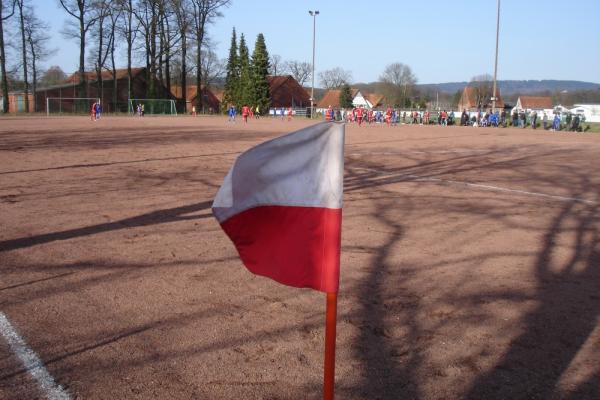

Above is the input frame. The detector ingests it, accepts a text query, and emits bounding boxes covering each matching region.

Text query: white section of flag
[213,122,345,223]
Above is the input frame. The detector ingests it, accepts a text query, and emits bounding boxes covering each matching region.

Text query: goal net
[128,99,177,116]
[46,98,100,116]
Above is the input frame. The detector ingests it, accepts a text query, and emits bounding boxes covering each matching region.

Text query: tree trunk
[126,0,133,101]
[195,37,200,110]
[96,13,104,106]
[0,2,10,113]
[180,26,187,108]
[163,13,171,94]
[157,16,163,89]
[29,38,37,112]
[148,6,157,98]
[18,0,29,112]
[145,37,150,98]
[78,1,86,98]
[110,29,116,112]
[195,16,205,110]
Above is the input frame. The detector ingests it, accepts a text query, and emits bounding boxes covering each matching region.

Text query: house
[457,85,505,111]
[212,89,224,105]
[171,85,221,114]
[316,88,385,111]
[514,96,553,111]
[570,104,600,123]
[35,67,177,113]
[365,93,385,109]
[268,75,310,108]
[316,89,349,110]
[0,92,35,113]
[426,100,453,111]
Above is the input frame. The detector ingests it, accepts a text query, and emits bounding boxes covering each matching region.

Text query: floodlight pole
[309,10,319,119]
[492,0,501,112]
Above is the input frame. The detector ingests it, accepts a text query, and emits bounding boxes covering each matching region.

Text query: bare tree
[470,73,494,110]
[379,62,417,107]
[199,40,223,88]
[1,0,16,113]
[189,0,229,109]
[171,0,190,105]
[268,53,281,75]
[318,67,352,89]
[15,0,29,111]
[157,3,180,93]
[158,3,169,91]
[107,5,122,111]
[88,0,112,103]
[132,0,161,98]
[59,0,97,97]
[117,0,136,100]
[40,66,66,86]
[284,60,311,86]
[23,3,53,111]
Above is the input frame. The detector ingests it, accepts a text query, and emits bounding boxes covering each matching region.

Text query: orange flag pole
[323,292,338,400]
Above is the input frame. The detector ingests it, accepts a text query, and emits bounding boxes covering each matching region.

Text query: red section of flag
[220,205,342,293]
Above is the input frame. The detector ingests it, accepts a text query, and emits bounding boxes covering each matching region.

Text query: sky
[32,0,600,85]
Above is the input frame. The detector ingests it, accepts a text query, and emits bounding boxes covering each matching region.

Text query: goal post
[128,99,177,116]
[46,97,100,116]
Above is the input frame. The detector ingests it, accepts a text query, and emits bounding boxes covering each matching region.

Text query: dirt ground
[0,115,599,400]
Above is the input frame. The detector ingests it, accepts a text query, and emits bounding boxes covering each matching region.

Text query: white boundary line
[350,167,598,205]
[441,180,598,205]
[0,312,70,400]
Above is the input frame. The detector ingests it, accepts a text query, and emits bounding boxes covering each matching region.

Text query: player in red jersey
[90,102,97,121]
[242,105,250,123]
[356,106,364,126]
[385,106,393,126]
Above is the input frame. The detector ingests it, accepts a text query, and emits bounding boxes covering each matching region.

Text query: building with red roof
[514,96,553,111]
[267,75,310,108]
[457,85,505,111]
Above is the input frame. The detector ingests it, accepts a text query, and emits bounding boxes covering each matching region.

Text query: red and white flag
[212,122,345,293]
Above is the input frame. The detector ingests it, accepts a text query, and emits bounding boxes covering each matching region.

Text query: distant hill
[418,80,600,95]
[305,80,600,104]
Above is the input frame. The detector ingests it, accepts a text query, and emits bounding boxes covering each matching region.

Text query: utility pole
[309,10,319,119]
[492,0,501,112]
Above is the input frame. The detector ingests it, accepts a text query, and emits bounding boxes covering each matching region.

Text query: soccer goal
[46,97,100,116]
[128,99,177,116]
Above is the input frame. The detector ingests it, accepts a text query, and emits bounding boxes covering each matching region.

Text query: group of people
[90,101,102,121]
[228,105,257,123]
[326,106,398,126]
[457,108,579,131]
[135,103,145,117]
[321,106,582,132]
[325,106,459,127]
[272,107,294,121]
[227,105,294,123]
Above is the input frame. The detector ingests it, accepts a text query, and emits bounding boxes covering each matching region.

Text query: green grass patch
[583,122,600,133]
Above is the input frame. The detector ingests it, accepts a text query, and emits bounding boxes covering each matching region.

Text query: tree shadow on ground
[0,200,213,252]
[0,125,275,152]
[340,147,599,399]
[0,151,242,176]
[464,200,599,400]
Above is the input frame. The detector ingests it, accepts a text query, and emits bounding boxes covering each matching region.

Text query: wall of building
[571,105,600,123]
[0,93,35,113]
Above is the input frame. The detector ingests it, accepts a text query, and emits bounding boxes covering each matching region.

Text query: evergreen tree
[339,84,353,109]
[250,33,270,115]
[222,28,239,112]
[237,33,251,108]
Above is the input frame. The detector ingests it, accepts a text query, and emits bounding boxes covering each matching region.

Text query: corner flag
[212,122,345,293]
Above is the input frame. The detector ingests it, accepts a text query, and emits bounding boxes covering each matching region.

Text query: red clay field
[0,115,599,400]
